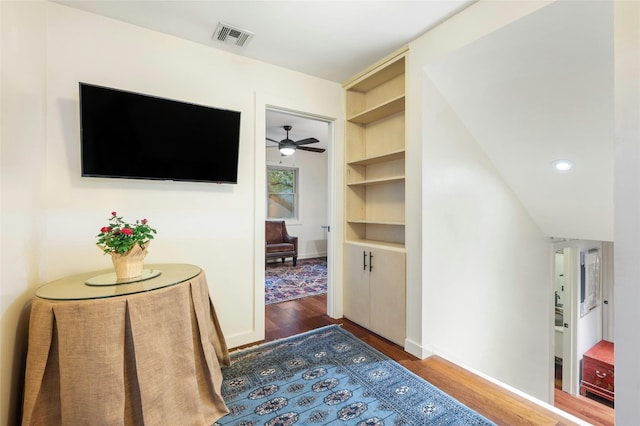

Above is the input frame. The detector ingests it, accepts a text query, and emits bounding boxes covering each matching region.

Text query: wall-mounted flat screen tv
[80,82,241,183]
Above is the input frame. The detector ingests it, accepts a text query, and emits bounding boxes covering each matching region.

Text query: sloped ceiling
[424,1,614,241]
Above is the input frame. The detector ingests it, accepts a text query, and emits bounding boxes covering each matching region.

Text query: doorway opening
[553,248,566,392]
[552,240,614,413]
[264,108,332,315]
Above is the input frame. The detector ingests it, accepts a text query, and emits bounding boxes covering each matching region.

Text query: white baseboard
[225,329,265,350]
[449,359,591,426]
[404,338,433,359]
[298,252,327,260]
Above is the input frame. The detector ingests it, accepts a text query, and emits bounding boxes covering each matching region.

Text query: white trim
[325,117,343,319]
[601,241,614,341]
[452,358,592,426]
[564,247,578,396]
[404,338,433,359]
[255,92,344,336]
[250,94,268,345]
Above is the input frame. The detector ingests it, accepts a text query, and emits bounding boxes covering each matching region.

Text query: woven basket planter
[110,243,148,279]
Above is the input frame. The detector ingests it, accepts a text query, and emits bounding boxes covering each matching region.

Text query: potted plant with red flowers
[97,211,157,279]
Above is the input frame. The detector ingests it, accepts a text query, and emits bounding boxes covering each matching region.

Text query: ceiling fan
[266,125,325,156]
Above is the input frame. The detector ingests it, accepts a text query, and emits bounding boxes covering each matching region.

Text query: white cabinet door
[369,248,406,345]
[344,244,370,328]
[344,244,406,345]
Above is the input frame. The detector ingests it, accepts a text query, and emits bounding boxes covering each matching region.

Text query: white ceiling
[265,109,330,152]
[52,0,471,159]
[425,1,613,241]
[53,0,614,241]
[53,0,473,83]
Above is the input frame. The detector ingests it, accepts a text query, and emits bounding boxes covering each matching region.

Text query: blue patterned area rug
[214,325,495,426]
[265,257,327,305]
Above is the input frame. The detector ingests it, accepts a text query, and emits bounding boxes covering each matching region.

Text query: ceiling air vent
[213,22,254,48]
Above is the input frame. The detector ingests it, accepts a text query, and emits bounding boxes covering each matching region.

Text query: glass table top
[35,263,202,300]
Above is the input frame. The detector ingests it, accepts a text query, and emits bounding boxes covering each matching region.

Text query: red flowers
[96,212,157,254]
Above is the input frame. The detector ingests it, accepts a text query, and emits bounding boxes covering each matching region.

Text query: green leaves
[267,169,295,193]
[96,212,157,254]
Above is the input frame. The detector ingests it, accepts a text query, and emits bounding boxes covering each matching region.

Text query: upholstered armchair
[265,220,298,266]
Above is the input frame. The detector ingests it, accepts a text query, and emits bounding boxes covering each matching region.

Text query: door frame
[254,92,343,341]
[552,242,578,397]
[562,247,579,395]
[552,240,609,400]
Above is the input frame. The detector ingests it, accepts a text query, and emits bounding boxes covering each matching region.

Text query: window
[267,166,298,219]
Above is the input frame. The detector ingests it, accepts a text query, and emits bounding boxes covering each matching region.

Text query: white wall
[43,3,342,343]
[406,0,639,412]
[404,0,550,360]
[1,3,48,425]
[420,75,551,400]
[614,1,640,423]
[405,1,554,402]
[266,146,328,259]
[1,3,342,422]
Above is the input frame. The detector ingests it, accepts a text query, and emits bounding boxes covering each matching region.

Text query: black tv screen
[80,83,241,183]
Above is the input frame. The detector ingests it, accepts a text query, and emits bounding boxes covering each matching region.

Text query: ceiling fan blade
[266,137,281,144]
[298,146,326,153]
[293,137,319,146]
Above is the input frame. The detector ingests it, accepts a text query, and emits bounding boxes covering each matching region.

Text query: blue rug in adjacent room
[215,325,495,425]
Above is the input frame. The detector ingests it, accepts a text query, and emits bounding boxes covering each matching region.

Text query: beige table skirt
[22,270,230,425]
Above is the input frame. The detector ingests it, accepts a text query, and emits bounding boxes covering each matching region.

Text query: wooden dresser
[580,340,614,403]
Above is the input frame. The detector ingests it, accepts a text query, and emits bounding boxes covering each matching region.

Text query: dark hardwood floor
[233,294,614,426]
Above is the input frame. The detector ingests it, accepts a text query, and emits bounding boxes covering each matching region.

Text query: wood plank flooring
[232,294,614,425]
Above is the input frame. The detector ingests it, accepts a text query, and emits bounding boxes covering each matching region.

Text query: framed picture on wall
[580,248,601,317]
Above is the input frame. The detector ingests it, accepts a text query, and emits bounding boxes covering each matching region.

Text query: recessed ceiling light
[552,159,573,172]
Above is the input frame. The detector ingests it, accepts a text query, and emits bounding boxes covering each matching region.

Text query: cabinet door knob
[595,370,607,379]
[363,251,367,271]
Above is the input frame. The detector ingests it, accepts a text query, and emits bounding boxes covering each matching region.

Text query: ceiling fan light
[279,146,296,156]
